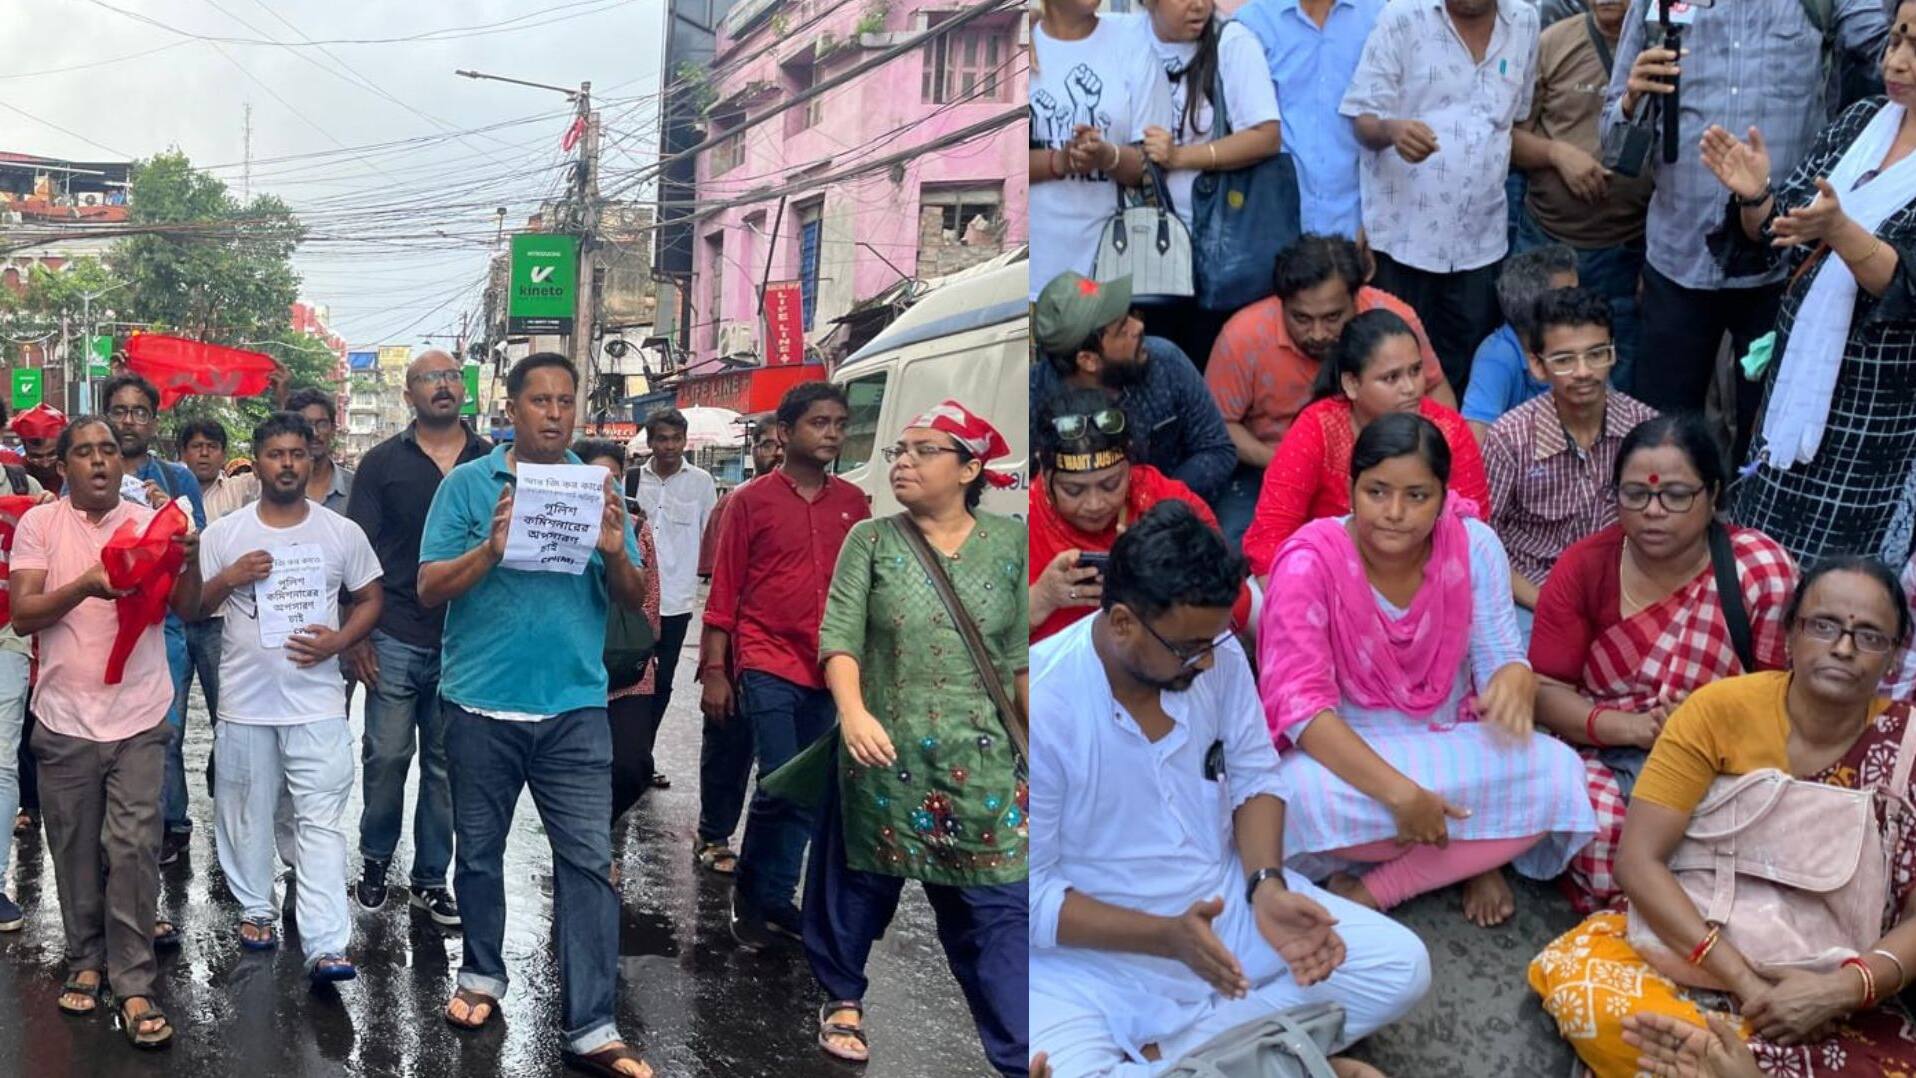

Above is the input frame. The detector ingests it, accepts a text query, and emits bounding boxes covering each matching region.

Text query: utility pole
[242,102,253,201]
[454,71,599,425]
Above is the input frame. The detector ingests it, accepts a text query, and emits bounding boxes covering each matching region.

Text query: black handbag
[604,600,657,692]
[1191,61,1301,313]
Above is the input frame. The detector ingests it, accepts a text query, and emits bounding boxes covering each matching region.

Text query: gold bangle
[1207,142,1219,170]
[1855,240,1890,269]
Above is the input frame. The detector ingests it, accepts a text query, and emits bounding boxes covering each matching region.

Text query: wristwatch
[1245,867,1286,905]
[1735,182,1774,208]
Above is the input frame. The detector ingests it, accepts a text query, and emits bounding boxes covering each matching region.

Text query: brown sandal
[119,996,174,1050]
[694,842,738,877]
[561,1041,653,1077]
[817,1000,870,1064]
[443,987,499,1030]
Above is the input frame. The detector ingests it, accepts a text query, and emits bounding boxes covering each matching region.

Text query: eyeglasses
[1137,616,1234,671]
[410,369,462,386]
[1050,408,1127,441]
[1540,344,1618,376]
[1797,616,1899,655]
[881,442,963,463]
[1617,484,1702,513]
[108,406,153,423]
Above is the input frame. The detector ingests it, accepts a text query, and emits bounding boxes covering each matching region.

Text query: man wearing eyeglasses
[104,374,208,869]
[1483,287,1656,638]
[342,350,489,926]
[1030,501,1429,1074]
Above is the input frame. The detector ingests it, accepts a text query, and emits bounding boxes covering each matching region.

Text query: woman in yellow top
[1529,556,1916,1077]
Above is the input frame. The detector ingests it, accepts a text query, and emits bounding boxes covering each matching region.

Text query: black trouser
[607,694,662,829]
[646,613,693,734]
[1142,299,1232,376]
[1370,251,1503,398]
[1635,265,1782,466]
[17,706,36,817]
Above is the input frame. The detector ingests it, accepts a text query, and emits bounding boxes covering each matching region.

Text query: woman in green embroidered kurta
[806,401,1029,1075]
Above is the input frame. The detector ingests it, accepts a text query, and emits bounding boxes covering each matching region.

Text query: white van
[831,254,1028,519]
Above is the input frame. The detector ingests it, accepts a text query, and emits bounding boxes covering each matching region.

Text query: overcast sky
[3,0,667,348]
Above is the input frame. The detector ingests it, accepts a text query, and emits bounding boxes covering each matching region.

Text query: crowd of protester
[1030,0,1916,1071]
[0,350,1030,1075]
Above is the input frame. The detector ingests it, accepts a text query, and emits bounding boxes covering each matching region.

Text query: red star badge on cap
[1076,278,1100,297]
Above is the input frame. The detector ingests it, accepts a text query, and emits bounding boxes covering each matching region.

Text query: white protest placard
[502,463,607,575]
[119,474,147,505]
[257,543,327,649]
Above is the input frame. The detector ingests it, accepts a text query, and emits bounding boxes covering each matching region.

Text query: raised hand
[1699,125,1772,202]
[1770,177,1854,248]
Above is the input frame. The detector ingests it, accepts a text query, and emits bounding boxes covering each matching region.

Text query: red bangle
[1686,923,1722,965]
[1586,704,1607,748]
[1844,955,1878,1006]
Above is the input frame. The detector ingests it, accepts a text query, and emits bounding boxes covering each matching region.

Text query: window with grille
[798,210,822,331]
[921,21,1010,104]
[709,131,744,175]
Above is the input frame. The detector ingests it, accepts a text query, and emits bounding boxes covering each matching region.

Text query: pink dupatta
[1258,499,1477,746]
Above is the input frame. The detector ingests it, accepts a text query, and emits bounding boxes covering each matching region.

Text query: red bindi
[1647,473,1660,484]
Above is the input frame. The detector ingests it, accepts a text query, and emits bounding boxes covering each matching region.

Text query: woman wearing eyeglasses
[1029,386,1247,644]
[805,400,1028,1072]
[1241,309,1491,580]
[1260,412,1595,929]
[1528,414,1798,913]
[1532,557,1916,1078]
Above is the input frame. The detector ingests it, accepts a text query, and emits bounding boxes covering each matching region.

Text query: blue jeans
[1513,207,1646,394]
[698,707,755,847]
[161,616,192,834]
[358,631,454,888]
[1212,464,1264,550]
[445,703,618,1055]
[0,650,30,892]
[735,671,838,920]
[214,719,354,967]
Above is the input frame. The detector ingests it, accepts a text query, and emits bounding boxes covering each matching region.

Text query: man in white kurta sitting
[1029,502,1430,1077]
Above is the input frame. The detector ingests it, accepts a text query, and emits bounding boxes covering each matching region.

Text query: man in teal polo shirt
[418,352,652,1078]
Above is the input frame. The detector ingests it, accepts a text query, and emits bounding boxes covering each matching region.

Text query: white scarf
[1763,101,1916,471]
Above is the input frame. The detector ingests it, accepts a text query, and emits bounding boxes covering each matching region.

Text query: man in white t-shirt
[197,412,383,984]
[631,408,716,786]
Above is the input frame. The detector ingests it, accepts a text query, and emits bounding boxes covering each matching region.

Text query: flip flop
[237,919,278,951]
[119,997,174,1050]
[817,999,870,1064]
[560,1041,653,1078]
[309,954,357,984]
[693,842,738,877]
[152,920,183,949]
[57,974,103,1016]
[444,987,499,1031]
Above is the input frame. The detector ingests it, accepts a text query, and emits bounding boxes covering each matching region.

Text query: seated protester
[1030,501,1431,1076]
[1241,310,1492,579]
[1028,271,1237,503]
[1483,287,1658,633]
[1029,387,1249,644]
[1206,233,1455,544]
[1260,413,1596,928]
[1532,557,1916,1078]
[1460,245,1580,441]
[197,413,382,983]
[1529,414,1795,913]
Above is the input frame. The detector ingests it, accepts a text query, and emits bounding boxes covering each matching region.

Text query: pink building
[690,0,1026,367]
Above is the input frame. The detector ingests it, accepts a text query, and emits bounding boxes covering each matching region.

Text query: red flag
[100,501,188,684]
[0,494,42,628]
[122,335,279,411]
[561,114,587,152]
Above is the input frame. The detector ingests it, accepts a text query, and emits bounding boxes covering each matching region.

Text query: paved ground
[0,627,993,1078]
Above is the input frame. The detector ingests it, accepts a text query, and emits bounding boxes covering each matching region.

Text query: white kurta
[1030,618,1430,1075]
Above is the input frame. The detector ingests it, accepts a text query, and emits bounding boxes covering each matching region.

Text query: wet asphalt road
[0,613,993,1078]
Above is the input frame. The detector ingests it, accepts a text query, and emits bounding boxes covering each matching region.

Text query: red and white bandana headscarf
[11,403,66,442]
[903,399,1017,488]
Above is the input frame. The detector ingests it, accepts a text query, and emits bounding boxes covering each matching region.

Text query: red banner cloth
[100,501,187,684]
[122,335,279,410]
[0,495,42,627]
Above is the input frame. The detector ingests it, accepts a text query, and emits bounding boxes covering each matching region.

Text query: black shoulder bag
[1708,522,1759,671]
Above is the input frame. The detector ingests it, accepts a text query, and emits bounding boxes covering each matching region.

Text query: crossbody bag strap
[1583,12,1615,74]
[1708,522,1759,672]
[890,516,1028,764]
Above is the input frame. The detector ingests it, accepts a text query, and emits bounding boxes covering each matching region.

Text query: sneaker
[354,859,389,911]
[729,891,774,952]
[159,830,189,866]
[0,894,21,932]
[408,886,462,928]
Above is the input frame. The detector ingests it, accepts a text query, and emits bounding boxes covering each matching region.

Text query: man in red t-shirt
[1205,235,1454,544]
[698,383,870,948]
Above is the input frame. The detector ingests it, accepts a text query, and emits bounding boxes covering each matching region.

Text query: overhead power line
[82,0,639,46]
